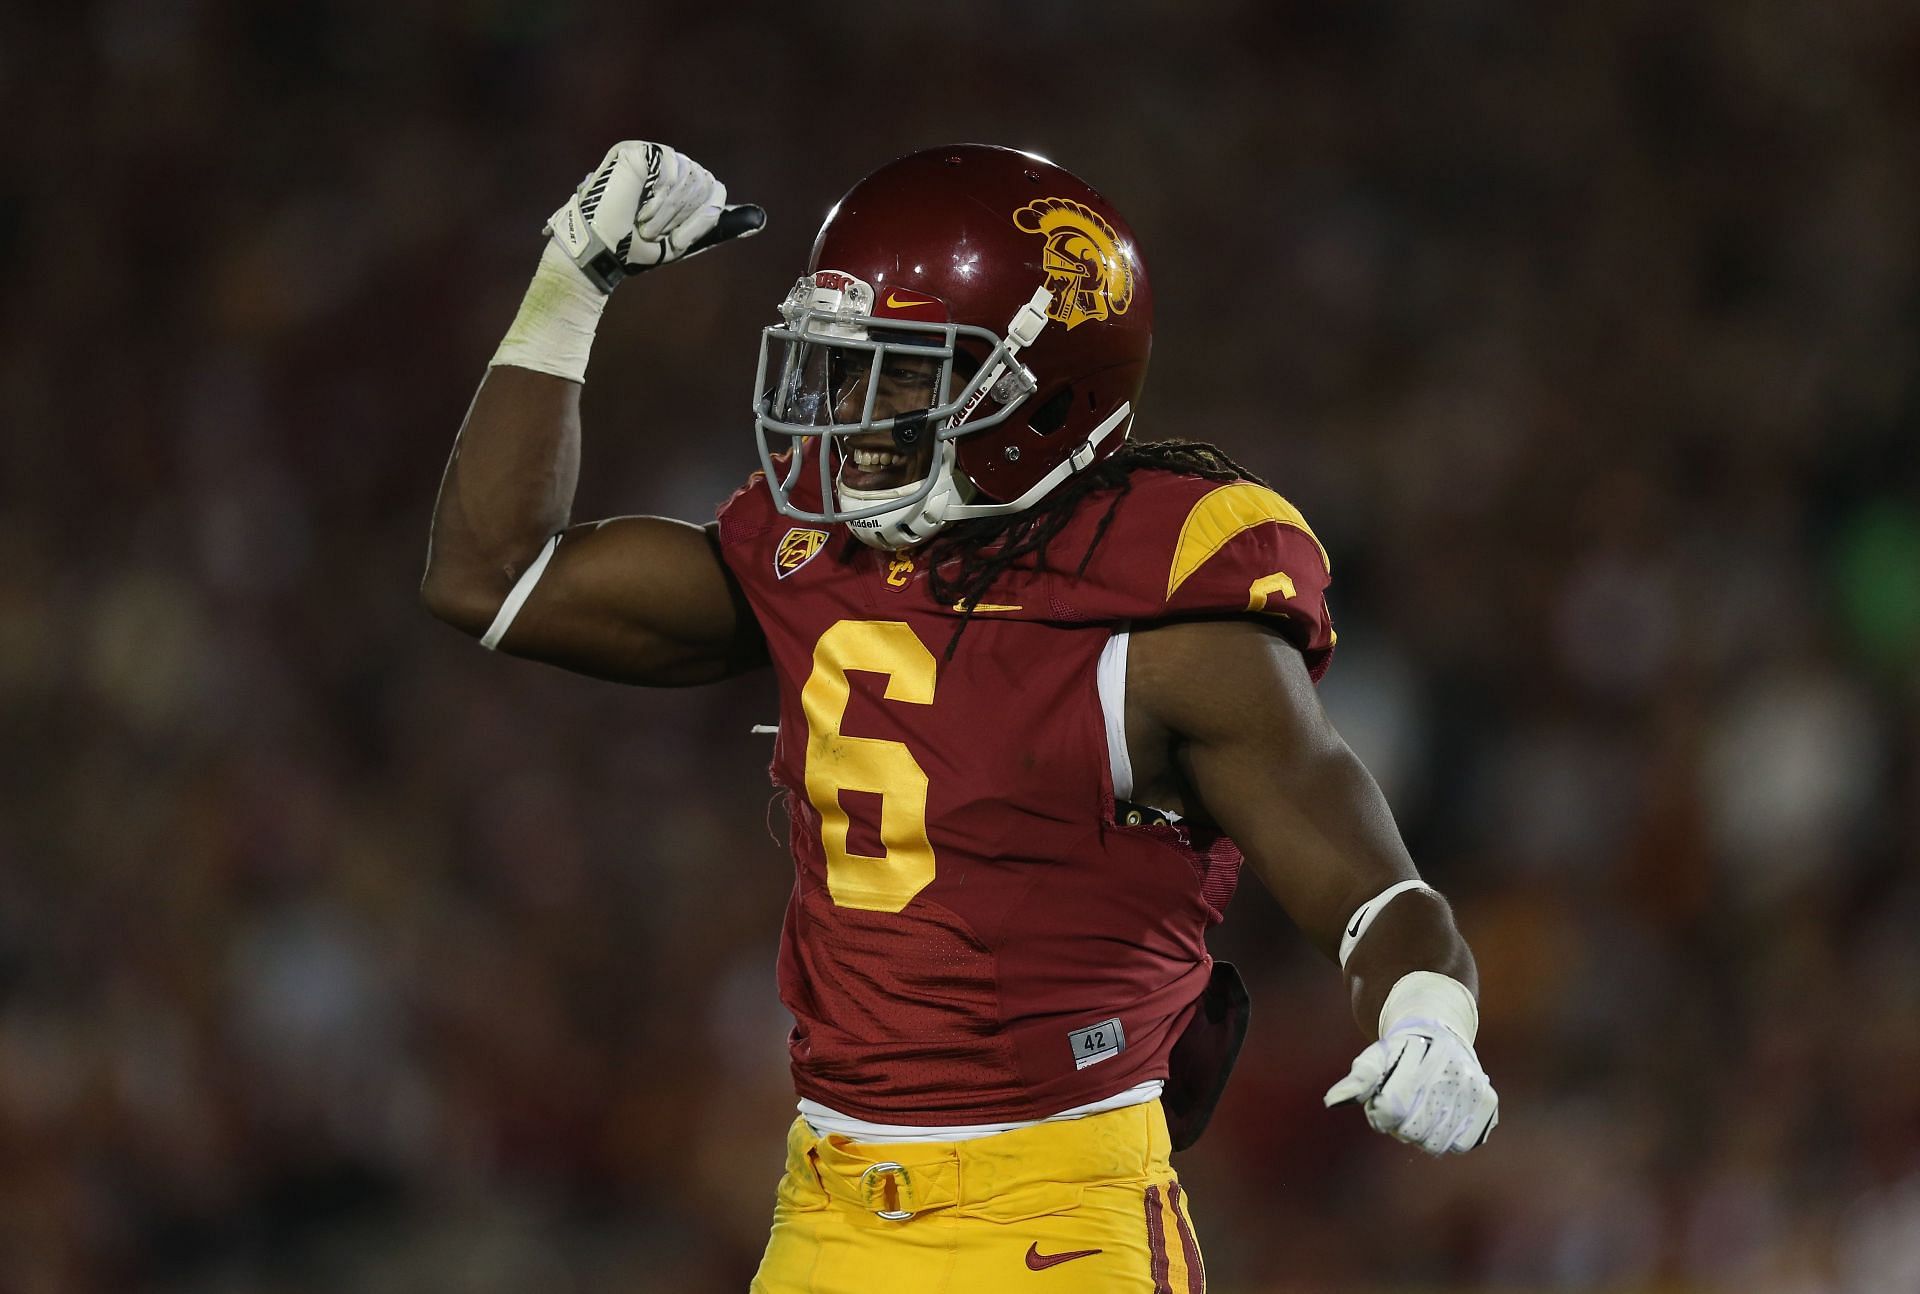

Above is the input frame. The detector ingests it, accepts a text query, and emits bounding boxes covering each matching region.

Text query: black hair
[924,438,1267,658]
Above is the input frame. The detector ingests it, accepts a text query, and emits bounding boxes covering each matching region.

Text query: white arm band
[1378,970,1480,1045]
[480,534,561,650]
[1337,878,1435,969]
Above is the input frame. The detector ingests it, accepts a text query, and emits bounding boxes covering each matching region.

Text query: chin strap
[942,402,1132,522]
[841,402,1135,552]
[949,286,1052,427]
[841,440,974,551]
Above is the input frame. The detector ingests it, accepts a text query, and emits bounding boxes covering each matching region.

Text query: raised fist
[545,141,765,292]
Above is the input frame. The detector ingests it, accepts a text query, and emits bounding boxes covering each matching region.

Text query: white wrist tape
[1338,878,1434,969]
[480,534,561,650]
[1378,970,1480,1045]
[490,243,610,384]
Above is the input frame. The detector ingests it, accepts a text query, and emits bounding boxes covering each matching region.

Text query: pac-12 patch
[1069,1017,1126,1070]
[774,527,829,579]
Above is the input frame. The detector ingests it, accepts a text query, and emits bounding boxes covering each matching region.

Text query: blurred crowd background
[3,1,1917,1290]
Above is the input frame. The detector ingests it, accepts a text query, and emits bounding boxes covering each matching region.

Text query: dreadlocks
[923,439,1268,658]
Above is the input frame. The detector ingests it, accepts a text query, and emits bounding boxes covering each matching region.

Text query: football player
[424,141,1499,1292]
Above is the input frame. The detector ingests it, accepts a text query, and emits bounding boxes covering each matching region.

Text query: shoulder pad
[1071,473,1337,680]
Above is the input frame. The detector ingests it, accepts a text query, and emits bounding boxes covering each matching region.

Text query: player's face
[833,351,940,491]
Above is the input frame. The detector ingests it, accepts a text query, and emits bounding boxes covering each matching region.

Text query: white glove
[1323,972,1499,1155]
[545,141,765,292]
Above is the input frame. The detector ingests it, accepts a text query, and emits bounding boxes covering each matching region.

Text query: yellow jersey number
[800,620,938,913]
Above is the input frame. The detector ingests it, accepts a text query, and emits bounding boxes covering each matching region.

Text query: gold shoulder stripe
[1167,483,1330,601]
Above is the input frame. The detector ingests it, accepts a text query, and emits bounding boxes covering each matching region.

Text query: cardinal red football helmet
[752,145,1154,549]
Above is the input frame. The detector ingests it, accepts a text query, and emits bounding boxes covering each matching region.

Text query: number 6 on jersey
[800,620,938,912]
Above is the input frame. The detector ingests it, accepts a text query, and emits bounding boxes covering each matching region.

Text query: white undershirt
[799,1079,1165,1143]
[1098,628,1135,798]
[800,629,1171,1143]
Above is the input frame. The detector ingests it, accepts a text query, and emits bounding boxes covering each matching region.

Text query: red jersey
[715,462,1335,1123]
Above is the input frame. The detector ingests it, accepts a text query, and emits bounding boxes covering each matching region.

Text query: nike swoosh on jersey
[954,601,1023,613]
[1025,1243,1102,1271]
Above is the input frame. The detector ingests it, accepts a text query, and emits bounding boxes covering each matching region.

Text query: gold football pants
[751,1100,1205,1293]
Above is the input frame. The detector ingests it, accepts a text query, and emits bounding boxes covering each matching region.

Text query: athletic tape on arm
[490,244,610,384]
[480,534,561,650]
[1338,878,1436,970]
[1377,969,1480,1044]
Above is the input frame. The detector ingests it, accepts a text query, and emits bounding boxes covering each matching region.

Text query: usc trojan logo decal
[1013,198,1135,330]
[775,527,829,579]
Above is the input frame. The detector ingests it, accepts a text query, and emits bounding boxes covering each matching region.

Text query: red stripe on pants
[1169,1182,1205,1293]
[1145,1184,1172,1294]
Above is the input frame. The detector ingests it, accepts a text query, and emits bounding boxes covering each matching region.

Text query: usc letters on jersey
[716,463,1335,1123]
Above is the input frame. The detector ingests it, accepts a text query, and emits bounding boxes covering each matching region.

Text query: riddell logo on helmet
[1012,198,1135,330]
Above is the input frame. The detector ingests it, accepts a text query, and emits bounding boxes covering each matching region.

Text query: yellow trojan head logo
[1012,198,1135,330]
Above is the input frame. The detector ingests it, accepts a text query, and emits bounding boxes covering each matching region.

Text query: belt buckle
[859,1161,914,1220]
